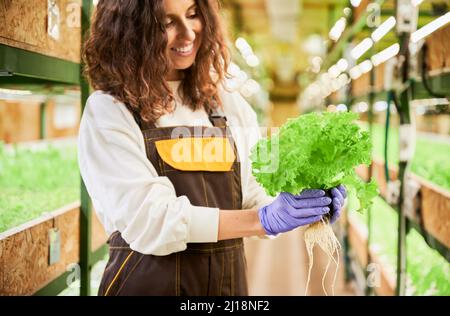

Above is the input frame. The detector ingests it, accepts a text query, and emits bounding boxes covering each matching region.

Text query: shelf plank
[0,44,80,85]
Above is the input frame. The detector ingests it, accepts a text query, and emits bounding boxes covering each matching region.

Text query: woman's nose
[177,20,196,42]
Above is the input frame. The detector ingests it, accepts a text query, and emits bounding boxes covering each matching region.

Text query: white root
[304,218,341,296]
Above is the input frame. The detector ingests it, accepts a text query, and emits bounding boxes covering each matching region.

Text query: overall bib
[98,108,248,296]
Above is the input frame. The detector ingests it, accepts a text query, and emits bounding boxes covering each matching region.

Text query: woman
[79,0,346,296]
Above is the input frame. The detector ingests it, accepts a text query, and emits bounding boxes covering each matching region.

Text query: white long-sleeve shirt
[78,81,274,256]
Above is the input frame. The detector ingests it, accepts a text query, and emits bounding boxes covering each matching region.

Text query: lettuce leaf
[251,112,378,212]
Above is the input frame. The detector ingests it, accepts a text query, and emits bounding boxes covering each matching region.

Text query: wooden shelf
[0,0,82,63]
[0,0,99,297]
[356,159,450,260]
[0,202,107,295]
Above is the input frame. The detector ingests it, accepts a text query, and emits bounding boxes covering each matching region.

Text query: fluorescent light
[349,65,362,80]
[235,37,248,50]
[246,54,260,67]
[328,65,341,78]
[411,0,424,6]
[337,58,349,72]
[359,60,373,74]
[411,12,450,43]
[235,37,253,57]
[338,73,349,87]
[371,43,400,66]
[343,7,352,17]
[336,104,348,112]
[228,62,241,75]
[351,38,373,60]
[329,17,347,42]
[350,0,362,7]
[357,102,369,112]
[371,17,396,42]
[347,61,372,80]
[375,101,388,112]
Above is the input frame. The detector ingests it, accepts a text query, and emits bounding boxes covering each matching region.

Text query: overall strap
[208,107,228,128]
[126,105,157,131]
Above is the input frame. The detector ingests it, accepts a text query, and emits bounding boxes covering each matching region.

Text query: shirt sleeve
[78,93,220,256]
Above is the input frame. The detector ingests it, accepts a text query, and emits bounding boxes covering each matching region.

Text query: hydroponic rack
[307,0,449,296]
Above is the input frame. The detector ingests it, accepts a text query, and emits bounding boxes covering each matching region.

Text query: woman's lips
[171,43,194,57]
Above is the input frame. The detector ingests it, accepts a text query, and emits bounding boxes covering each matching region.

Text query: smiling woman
[79,0,344,296]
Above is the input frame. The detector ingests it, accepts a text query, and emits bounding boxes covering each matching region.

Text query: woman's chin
[172,60,195,70]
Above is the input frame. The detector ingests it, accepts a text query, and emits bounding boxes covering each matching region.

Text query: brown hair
[83,0,229,123]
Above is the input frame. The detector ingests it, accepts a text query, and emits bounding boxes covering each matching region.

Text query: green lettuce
[251,112,378,212]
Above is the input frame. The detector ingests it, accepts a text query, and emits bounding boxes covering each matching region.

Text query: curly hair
[83,0,230,123]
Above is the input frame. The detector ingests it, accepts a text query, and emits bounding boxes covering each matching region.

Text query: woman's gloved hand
[329,184,347,224]
[258,189,332,236]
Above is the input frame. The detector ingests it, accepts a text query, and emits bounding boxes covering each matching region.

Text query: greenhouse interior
[0,0,449,297]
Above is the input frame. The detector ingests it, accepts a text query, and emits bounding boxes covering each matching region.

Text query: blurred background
[0,0,449,296]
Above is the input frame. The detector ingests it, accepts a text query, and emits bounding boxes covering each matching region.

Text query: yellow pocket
[155,137,236,172]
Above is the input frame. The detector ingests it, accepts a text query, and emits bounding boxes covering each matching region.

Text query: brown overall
[97,109,248,296]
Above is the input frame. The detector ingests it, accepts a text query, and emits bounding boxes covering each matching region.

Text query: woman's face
[164,0,203,81]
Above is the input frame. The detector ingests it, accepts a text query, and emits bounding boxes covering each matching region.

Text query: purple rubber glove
[258,189,332,235]
[329,184,347,224]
